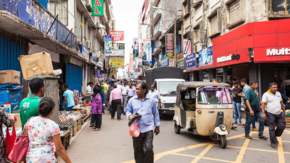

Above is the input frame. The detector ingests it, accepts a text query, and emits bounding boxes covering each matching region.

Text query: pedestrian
[240,78,251,127]
[26,97,71,163]
[117,81,122,91]
[232,81,243,125]
[252,83,261,132]
[0,109,15,163]
[125,82,161,163]
[91,86,103,131]
[148,85,162,108]
[103,80,109,94]
[262,82,286,149]
[20,78,45,129]
[109,85,123,120]
[244,81,267,140]
[121,80,129,114]
[63,84,75,111]
[127,83,136,101]
[85,82,94,103]
[100,87,107,127]
[107,81,115,113]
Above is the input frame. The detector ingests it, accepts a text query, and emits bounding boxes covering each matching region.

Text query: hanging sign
[109,31,124,41]
[165,34,174,57]
[92,0,104,16]
[143,39,152,62]
[104,35,112,55]
[183,39,192,56]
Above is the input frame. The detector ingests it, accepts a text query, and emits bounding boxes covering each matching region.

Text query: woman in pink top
[91,86,103,131]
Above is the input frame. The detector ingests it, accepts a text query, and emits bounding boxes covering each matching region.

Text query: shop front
[66,56,83,93]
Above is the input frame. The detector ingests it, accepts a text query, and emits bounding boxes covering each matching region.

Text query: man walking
[244,81,267,140]
[148,85,162,108]
[232,81,243,125]
[121,80,129,115]
[109,85,123,120]
[126,83,160,163]
[20,78,45,129]
[103,80,109,94]
[127,83,136,101]
[262,82,286,149]
[63,84,75,111]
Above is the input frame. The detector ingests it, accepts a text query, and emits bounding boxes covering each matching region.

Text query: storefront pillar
[208,69,215,81]
[223,67,227,82]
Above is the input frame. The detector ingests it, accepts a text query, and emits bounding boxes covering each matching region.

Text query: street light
[152,7,181,67]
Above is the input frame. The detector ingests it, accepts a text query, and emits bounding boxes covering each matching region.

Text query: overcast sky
[111,0,144,65]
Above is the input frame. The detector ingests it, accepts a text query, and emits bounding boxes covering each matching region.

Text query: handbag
[4,123,16,162]
[7,118,33,162]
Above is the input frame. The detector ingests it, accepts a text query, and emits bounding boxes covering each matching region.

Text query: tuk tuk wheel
[218,135,227,149]
[174,121,181,134]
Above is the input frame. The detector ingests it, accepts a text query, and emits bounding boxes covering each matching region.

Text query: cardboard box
[0,89,22,105]
[0,70,21,85]
[1,102,20,114]
[8,114,21,128]
[18,52,54,79]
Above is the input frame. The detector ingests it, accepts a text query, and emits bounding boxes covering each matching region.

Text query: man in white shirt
[85,82,94,102]
[121,80,129,114]
[148,85,162,108]
[117,81,122,91]
[262,82,286,149]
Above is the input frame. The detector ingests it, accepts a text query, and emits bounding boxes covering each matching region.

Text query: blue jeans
[252,115,257,129]
[245,110,265,136]
[66,106,73,111]
[233,101,242,123]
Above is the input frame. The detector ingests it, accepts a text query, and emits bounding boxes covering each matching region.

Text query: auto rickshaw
[173,82,233,149]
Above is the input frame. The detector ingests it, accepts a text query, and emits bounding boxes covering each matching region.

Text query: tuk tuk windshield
[198,87,232,104]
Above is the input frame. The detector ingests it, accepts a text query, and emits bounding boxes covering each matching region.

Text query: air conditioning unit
[86,40,91,49]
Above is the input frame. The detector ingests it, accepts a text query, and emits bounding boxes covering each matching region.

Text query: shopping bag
[8,117,32,162]
[129,122,140,137]
[4,123,16,161]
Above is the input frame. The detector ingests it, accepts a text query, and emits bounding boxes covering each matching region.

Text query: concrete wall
[161,0,183,33]
[67,0,76,33]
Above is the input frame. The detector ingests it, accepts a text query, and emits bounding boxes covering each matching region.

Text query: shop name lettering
[217,54,240,63]
[267,48,290,56]
[166,34,174,52]
[94,0,102,14]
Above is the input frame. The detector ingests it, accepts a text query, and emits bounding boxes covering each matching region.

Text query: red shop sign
[165,33,174,57]
[109,31,124,41]
[254,47,290,63]
[213,49,251,67]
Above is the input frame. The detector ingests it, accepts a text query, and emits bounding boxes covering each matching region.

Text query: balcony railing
[0,0,78,50]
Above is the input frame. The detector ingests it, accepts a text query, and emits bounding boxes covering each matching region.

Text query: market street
[58,110,290,163]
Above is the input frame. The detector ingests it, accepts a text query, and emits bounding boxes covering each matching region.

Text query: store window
[48,0,68,26]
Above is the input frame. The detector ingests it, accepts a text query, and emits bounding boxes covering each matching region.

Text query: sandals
[94,128,100,131]
[259,135,268,140]
[245,135,252,139]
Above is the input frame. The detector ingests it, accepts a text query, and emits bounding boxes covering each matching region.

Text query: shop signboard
[183,39,192,57]
[133,38,139,58]
[254,47,290,63]
[69,57,82,67]
[111,43,125,56]
[110,57,124,68]
[143,39,152,62]
[79,45,90,60]
[97,58,103,68]
[165,34,174,57]
[186,53,196,69]
[109,31,124,41]
[169,58,175,67]
[91,52,98,65]
[92,0,104,16]
[161,58,169,67]
[199,46,213,67]
[104,35,112,55]
[177,58,185,69]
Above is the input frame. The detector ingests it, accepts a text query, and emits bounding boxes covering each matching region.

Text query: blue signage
[186,53,196,69]
[161,58,169,67]
[199,46,213,67]
[79,45,90,60]
[104,35,112,54]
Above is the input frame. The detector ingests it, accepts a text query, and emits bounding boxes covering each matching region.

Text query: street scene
[1,0,290,163]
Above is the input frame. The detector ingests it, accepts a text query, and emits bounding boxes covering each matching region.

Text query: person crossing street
[262,82,286,149]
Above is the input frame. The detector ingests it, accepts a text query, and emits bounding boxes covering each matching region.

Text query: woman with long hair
[91,85,103,131]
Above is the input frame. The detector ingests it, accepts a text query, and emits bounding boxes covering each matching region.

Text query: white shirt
[86,86,92,94]
[148,90,160,102]
[121,85,129,95]
[117,84,122,91]
[262,90,283,115]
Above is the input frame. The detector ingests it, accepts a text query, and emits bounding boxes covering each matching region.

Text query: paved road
[58,110,290,163]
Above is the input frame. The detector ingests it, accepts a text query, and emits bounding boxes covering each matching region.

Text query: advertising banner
[110,57,124,68]
[133,38,139,58]
[161,58,169,67]
[183,39,192,57]
[169,58,175,67]
[199,46,213,67]
[186,53,196,69]
[104,35,112,54]
[92,0,103,16]
[91,52,97,65]
[109,31,124,41]
[111,43,125,56]
[143,39,152,62]
[165,33,174,57]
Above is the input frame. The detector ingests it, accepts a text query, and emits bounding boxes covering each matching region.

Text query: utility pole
[174,17,177,67]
